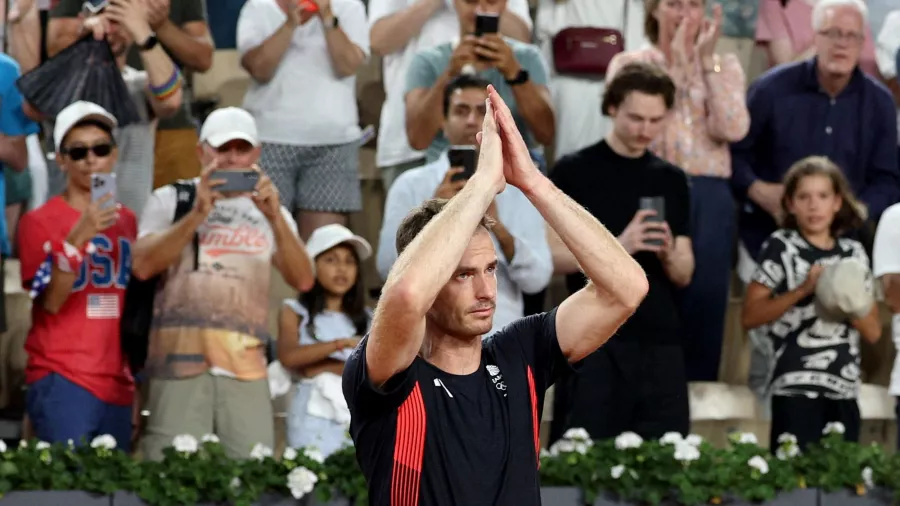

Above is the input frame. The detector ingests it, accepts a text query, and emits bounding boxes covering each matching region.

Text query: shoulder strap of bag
[171,180,199,271]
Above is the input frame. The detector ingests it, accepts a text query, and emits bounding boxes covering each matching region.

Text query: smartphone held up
[448,146,477,182]
[91,173,117,211]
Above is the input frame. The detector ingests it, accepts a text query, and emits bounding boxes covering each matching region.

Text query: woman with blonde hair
[605,0,750,383]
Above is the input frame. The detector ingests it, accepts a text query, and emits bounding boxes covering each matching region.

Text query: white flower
[230,477,242,490]
[659,432,683,445]
[684,434,703,447]
[614,432,643,450]
[777,433,798,445]
[283,447,298,461]
[35,441,50,451]
[286,466,318,499]
[748,455,769,475]
[823,422,846,435]
[611,464,625,480]
[0,440,8,453]
[172,434,199,454]
[90,435,117,450]
[562,428,591,441]
[18,440,26,449]
[549,439,591,456]
[539,448,551,459]
[862,467,874,489]
[776,445,801,461]
[67,440,74,449]
[201,434,220,444]
[303,447,325,464]
[737,432,759,445]
[673,441,700,462]
[250,443,274,461]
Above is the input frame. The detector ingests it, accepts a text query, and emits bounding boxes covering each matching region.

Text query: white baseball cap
[306,224,372,262]
[815,256,875,321]
[54,101,117,152]
[199,107,260,148]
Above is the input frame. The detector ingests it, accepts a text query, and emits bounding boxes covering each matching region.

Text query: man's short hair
[601,62,676,117]
[396,198,495,255]
[443,74,491,117]
[812,0,867,31]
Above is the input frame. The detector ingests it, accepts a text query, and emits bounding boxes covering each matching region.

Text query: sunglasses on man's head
[62,143,115,161]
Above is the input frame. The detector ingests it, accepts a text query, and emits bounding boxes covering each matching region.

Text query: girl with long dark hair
[278,224,372,455]
[742,156,881,452]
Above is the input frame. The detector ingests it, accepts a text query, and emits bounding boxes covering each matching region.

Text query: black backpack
[120,181,200,373]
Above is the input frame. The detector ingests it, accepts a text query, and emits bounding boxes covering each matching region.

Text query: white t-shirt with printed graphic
[137,181,298,380]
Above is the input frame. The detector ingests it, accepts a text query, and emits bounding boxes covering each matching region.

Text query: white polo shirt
[368,0,532,168]
[237,0,370,146]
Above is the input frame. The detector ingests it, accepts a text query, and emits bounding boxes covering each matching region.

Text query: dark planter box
[590,488,819,506]
[111,491,345,506]
[819,488,893,506]
[540,486,582,506]
[1,491,110,505]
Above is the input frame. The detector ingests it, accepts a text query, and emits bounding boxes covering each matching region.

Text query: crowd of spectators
[1,0,900,462]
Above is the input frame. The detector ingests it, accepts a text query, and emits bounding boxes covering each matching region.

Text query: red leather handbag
[550,1,630,76]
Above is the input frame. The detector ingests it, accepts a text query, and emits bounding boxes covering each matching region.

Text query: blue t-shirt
[0,53,40,255]
[404,38,548,163]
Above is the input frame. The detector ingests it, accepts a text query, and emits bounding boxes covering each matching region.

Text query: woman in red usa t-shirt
[18,102,139,452]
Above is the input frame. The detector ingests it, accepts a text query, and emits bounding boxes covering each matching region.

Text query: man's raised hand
[475,89,506,196]
[487,85,542,194]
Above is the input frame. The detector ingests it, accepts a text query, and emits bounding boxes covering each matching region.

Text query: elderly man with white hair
[732,0,900,266]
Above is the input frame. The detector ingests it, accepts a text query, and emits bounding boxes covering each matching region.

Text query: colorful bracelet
[150,67,183,101]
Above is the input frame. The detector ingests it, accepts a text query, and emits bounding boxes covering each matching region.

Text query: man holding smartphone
[131,107,315,460]
[404,0,555,164]
[18,101,141,450]
[378,75,552,337]
[547,62,695,443]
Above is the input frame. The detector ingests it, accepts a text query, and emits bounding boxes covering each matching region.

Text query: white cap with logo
[306,224,372,263]
[199,107,260,148]
[54,101,118,152]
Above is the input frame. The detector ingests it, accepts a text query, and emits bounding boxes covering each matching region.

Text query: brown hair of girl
[780,156,868,236]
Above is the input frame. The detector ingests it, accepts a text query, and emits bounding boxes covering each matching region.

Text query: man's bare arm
[527,180,648,361]
[0,136,28,172]
[370,0,442,56]
[241,20,297,84]
[662,237,694,288]
[47,17,83,57]
[404,71,454,150]
[156,20,215,72]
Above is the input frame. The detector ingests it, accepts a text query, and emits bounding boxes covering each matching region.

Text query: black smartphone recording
[448,146,477,182]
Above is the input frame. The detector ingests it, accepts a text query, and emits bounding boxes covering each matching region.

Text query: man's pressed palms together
[485,86,542,195]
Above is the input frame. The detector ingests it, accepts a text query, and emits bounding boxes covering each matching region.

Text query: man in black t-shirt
[548,62,694,443]
[343,88,649,506]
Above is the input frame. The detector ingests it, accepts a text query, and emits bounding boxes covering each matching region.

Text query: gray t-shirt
[404,37,549,163]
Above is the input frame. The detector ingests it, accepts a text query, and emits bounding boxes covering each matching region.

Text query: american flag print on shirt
[87,294,120,319]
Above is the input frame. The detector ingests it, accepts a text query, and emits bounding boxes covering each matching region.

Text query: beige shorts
[141,372,274,460]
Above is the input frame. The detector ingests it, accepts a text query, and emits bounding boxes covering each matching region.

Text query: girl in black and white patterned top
[742,156,882,453]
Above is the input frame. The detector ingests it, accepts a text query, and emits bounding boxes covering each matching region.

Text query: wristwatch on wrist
[139,32,159,51]
[324,15,339,29]
[505,68,529,86]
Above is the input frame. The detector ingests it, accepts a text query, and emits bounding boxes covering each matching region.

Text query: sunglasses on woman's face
[62,143,114,161]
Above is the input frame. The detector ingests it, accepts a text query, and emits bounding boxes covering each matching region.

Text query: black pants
[550,341,690,443]
[769,395,860,453]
